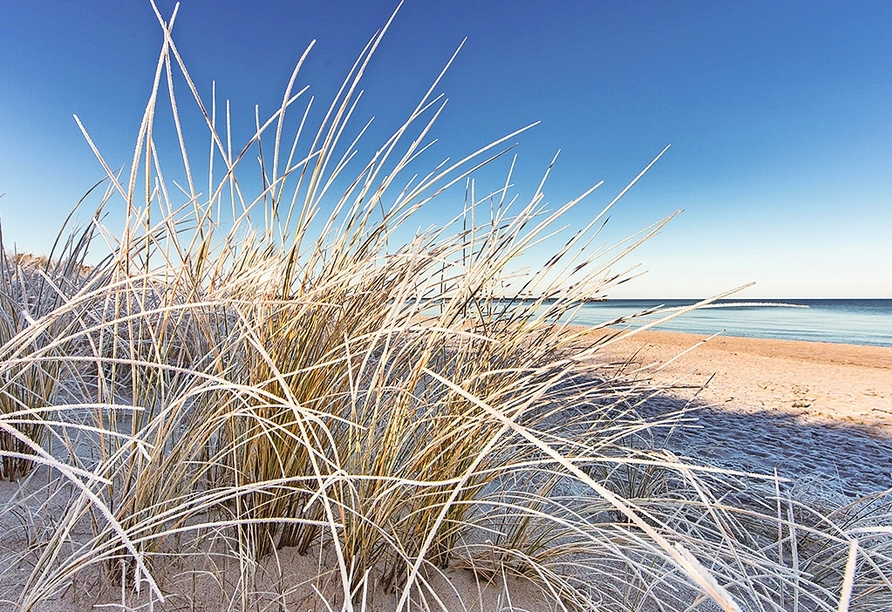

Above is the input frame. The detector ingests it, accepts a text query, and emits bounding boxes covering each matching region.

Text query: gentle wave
[665,301,810,310]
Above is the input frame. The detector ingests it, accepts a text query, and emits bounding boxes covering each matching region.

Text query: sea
[567,299,892,348]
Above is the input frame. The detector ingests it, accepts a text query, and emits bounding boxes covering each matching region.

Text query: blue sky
[1,1,890,298]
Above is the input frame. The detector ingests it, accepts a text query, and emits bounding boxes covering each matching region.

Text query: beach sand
[584,329,892,498]
[4,330,891,610]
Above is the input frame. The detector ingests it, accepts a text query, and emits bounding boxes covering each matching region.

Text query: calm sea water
[568,299,892,347]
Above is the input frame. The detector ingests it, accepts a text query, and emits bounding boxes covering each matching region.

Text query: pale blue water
[568,299,892,347]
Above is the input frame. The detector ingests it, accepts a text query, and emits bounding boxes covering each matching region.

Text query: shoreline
[566,296,892,348]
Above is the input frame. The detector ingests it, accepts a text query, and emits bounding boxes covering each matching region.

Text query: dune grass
[1,3,890,611]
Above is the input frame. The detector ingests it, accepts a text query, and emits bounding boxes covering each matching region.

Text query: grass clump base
[1,3,890,611]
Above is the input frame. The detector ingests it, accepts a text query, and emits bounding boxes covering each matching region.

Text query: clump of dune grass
[0,213,100,481]
[1,3,891,612]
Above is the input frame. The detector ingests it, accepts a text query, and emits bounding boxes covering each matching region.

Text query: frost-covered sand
[4,329,891,610]
[587,329,892,498]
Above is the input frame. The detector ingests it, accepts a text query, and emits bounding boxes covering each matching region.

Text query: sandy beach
[585,328,892,498]
[2,327,891,610]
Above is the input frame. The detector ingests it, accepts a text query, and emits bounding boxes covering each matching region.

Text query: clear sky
[1,1,890,298]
